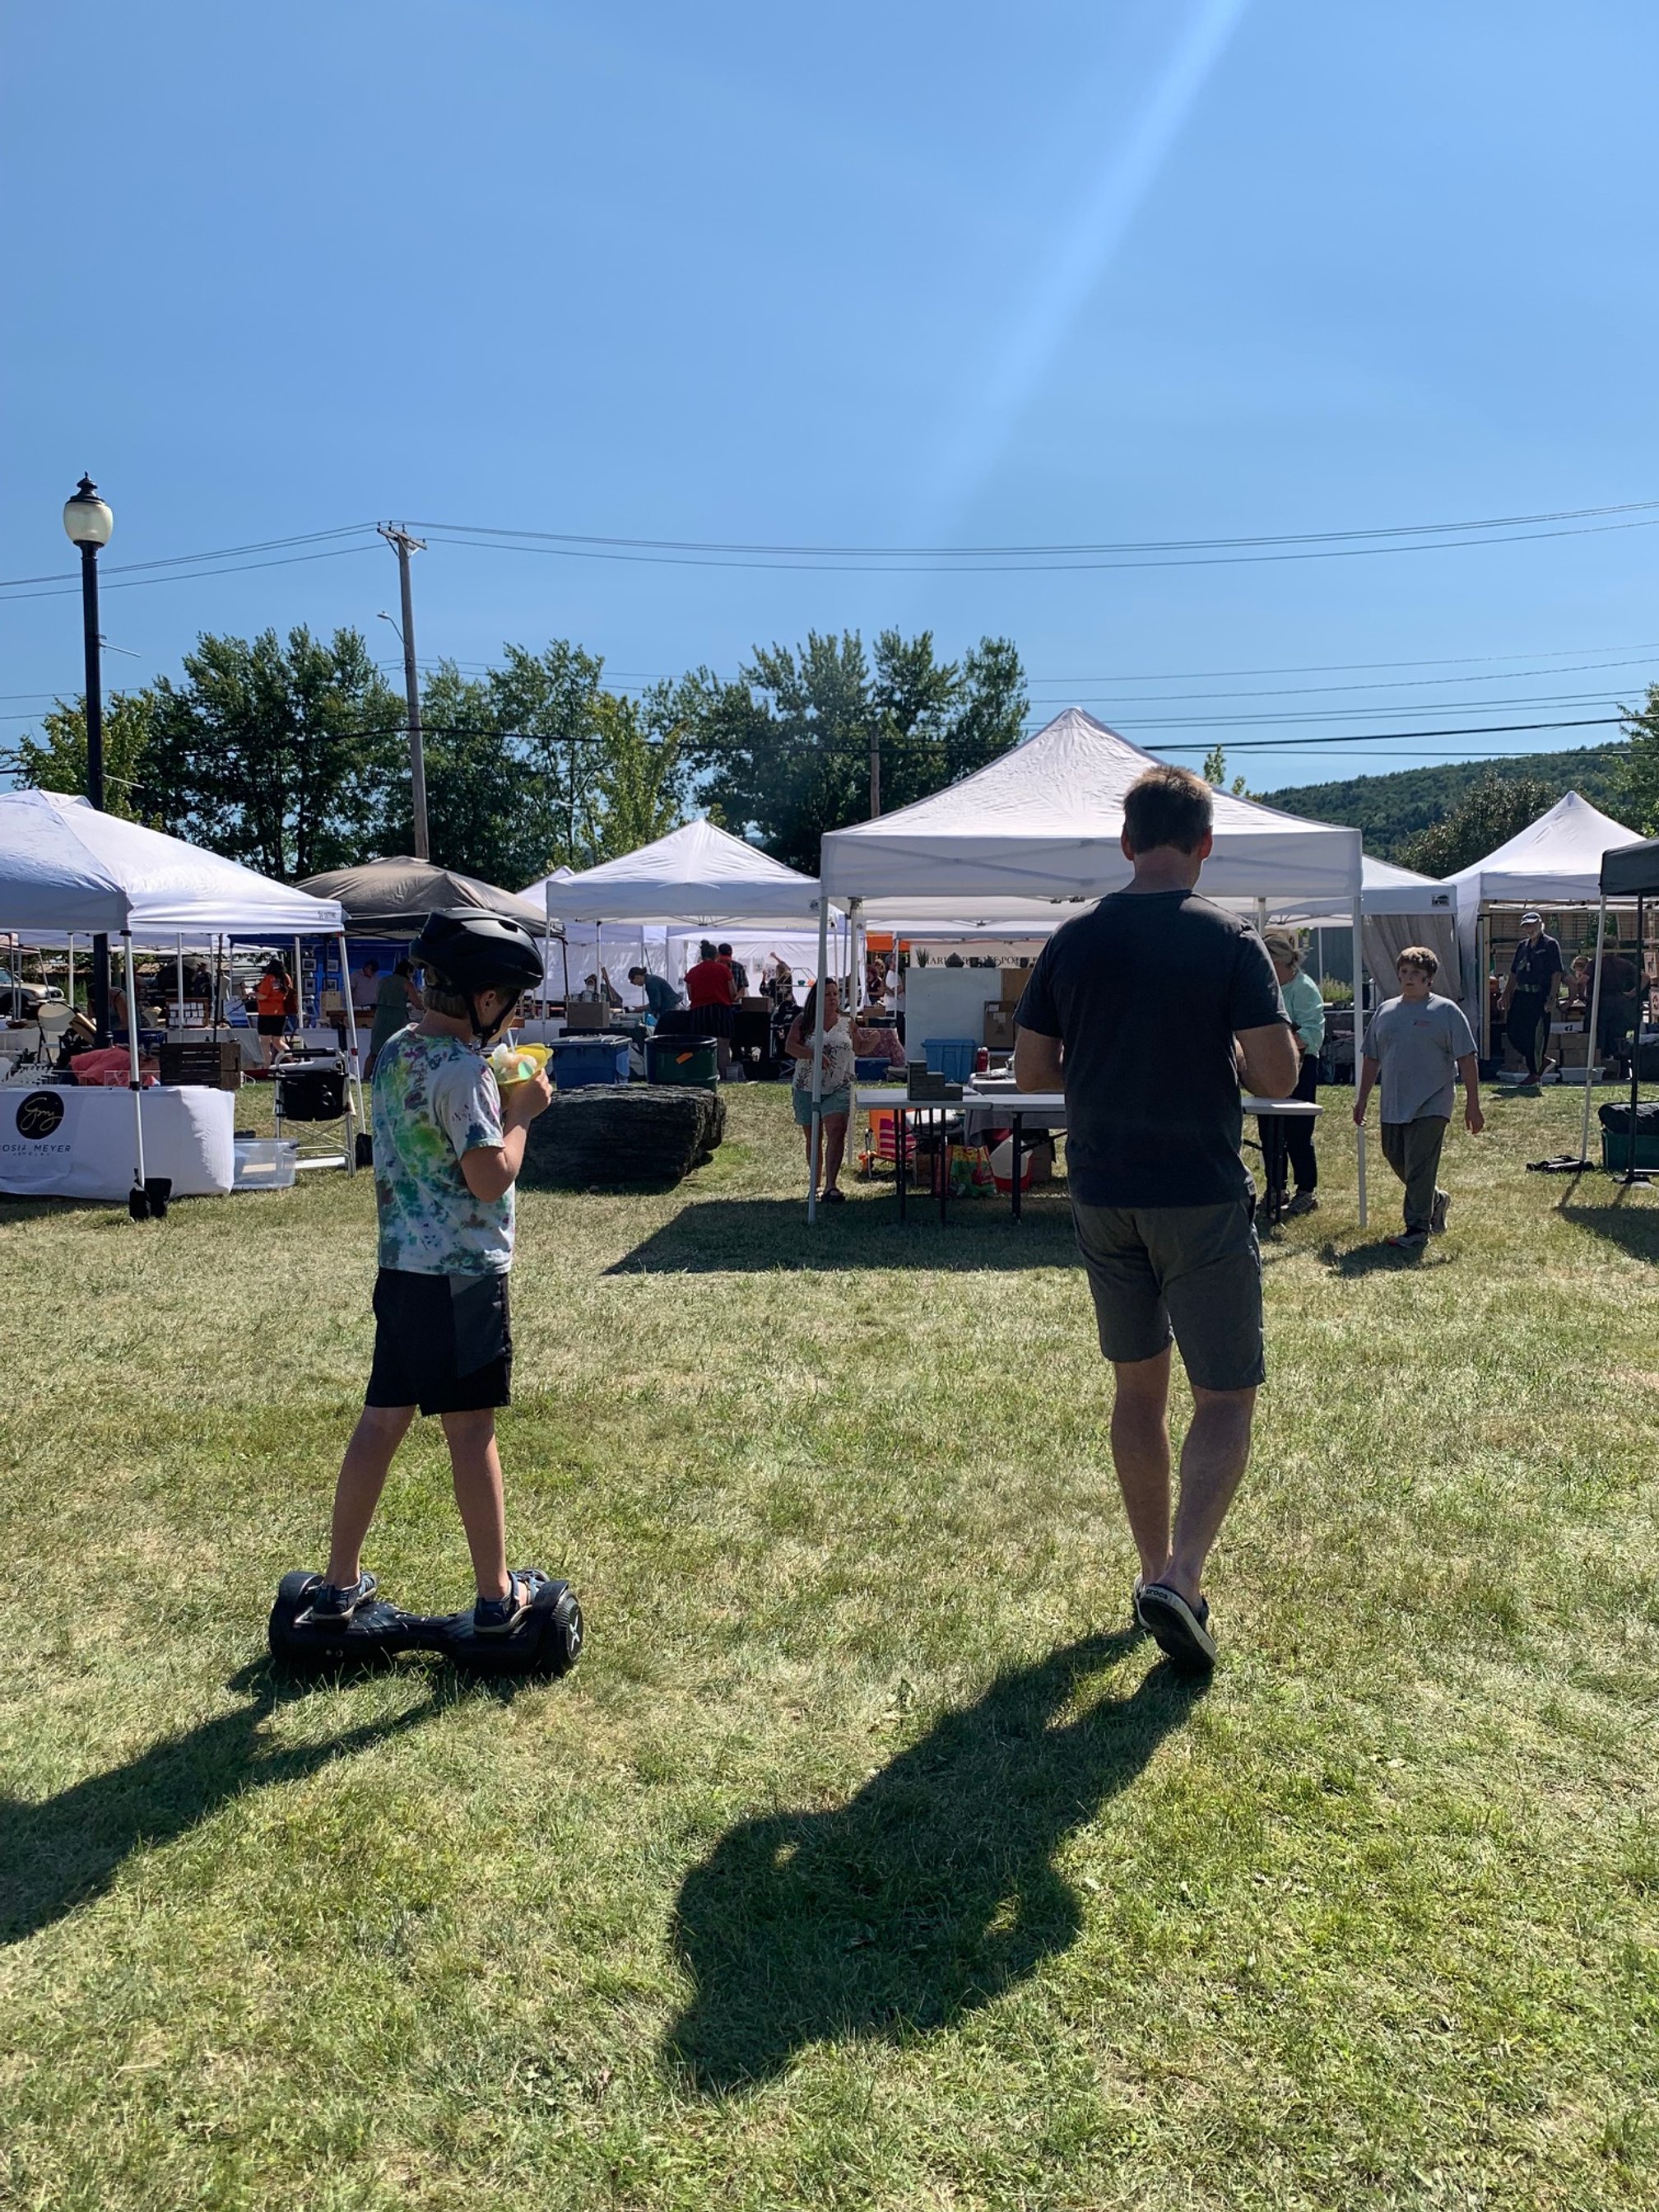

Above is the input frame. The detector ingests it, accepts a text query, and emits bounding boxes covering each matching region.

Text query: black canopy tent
[1578,835,1659,1178]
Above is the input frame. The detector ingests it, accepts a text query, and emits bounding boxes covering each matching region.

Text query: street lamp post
[63,475,114,1043]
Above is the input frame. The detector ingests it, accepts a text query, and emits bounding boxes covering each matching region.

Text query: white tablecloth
[0,1084,236,1199]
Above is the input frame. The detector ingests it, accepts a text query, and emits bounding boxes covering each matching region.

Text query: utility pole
[869,718,882,818]
[379,523,430,858]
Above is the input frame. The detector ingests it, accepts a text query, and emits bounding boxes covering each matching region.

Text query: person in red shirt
[684,939,738,1076]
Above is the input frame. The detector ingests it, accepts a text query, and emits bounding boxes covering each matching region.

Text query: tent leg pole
[339,932,365,1164]
[123,932,148,1210]
[175,933,185,1027]
[1352,914,1367,1228]
[1579,899,1608,1167]
[808,899,829,1223]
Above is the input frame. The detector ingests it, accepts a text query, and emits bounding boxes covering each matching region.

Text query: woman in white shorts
[785,978,855,1205]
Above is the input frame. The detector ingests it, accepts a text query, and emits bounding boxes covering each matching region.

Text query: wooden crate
[159,1039,242,1090]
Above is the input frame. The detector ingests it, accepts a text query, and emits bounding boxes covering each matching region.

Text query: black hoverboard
[268,1570,583,1680]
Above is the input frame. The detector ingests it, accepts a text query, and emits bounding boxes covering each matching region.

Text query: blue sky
[4,0,1657,791]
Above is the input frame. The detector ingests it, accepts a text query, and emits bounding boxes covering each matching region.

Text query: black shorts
[1070,1196,1264,1392]
[365,1267,513,1415]
[256,1014,286,1035]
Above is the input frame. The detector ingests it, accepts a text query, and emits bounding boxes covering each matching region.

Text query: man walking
[1014,764,1299,1672]
[1500,910,1563,1082]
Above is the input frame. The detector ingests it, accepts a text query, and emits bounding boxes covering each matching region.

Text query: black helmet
[411,909,543,1041]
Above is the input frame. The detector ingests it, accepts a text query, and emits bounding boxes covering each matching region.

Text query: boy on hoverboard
[309,909,559,1636]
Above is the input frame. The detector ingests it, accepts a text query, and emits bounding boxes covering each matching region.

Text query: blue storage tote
[922,1037,977,1084]
[547,1036,630,1090]
[854,1055,896,1083]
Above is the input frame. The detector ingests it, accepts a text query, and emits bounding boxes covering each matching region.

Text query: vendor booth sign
[0,1084,236,1200]
[1,1089,76,1188]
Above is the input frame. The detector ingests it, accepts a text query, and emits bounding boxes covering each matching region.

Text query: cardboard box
[1554,1029,1589,1067]
[563,999,611,1032]
[999,966,1029,1007]
[984,1003,1016,1049]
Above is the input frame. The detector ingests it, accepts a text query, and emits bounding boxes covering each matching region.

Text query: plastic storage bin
[1601,1128,1659,1171]
[854,1055,897,1083]
[645,1035,718,1086]
[921,1037,977,1084]
[232,1137,299,1191]
[547,1036,630,1090]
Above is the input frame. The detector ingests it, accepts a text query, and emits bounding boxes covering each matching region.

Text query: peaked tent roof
[528,817,825,927]
[820,708,1360,905]
[1266,853,1454,926]
[0,788,345,935]
[295,856,546,937]
[1444,789,1643,908]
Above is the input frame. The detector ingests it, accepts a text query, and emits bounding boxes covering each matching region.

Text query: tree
[10,691,161,823]
[1397,772,1561,878]
[486,641,611,871]
[1201,743,1250,798]
[677,629,1028,870]
[142,626,403,881]
[592,689,687,858]
[1618,685,1659,836]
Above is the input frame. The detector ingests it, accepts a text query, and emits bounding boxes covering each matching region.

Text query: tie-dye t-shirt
[372,1029,512,1275]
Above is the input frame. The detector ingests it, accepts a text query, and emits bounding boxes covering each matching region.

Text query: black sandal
[1136,1583,1217,1672]
[303,1571,377,1623]
[472,1568,546,1635]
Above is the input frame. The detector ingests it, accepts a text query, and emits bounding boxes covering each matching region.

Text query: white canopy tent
[530,818,827,928]
[811,708,1366,1222]
[1444,789,1643,1042]
[527,820,829,1011]
[0,789,356,1206]
[1262,854,1461,999]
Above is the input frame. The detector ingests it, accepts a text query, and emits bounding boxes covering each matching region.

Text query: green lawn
[2,1083,1657,2210]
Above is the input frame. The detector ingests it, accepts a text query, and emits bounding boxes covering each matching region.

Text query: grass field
[2,1081,1657,2211]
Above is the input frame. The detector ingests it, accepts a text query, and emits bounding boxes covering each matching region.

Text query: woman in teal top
[1264,928,1325,1215]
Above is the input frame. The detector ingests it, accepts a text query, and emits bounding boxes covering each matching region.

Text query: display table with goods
[0,1081,235,1201]
[854,1085,1067,1224]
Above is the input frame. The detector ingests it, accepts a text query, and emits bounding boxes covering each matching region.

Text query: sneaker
[1430,1189,1450,1235]
[820,1186,847,1206]
[1385,1230,1429,1251]
[306,1571,377,1621]
[1285,1191,1318,1216]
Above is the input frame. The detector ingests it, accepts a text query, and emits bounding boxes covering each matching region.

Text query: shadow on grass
[0,1658,475,1946]
[609,1195,1080,1275]
[1316,1236,1441,1276]
[1560,1194,1659,1262]
[663,1632,1205,2092]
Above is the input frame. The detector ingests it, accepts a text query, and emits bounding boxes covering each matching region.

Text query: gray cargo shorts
[1070,1196,1264,1392]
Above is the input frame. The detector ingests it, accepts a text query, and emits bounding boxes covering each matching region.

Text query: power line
[412,514,1659,577]
[0,540,382,604]
[407,495,1659,558]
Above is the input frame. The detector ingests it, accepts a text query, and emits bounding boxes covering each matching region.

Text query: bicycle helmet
[411,909,545,1043]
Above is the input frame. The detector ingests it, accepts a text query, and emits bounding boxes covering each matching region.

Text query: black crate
[159,1039,242,1090]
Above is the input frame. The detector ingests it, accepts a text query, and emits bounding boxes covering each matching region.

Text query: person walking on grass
[1263,927,1325,1215]
[311,910,560,1634]
[1500,909,1563,1083]
[1353,945,1484,1252]
[1013,764,1299,1674]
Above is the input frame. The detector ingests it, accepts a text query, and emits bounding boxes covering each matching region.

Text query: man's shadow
[663,1632,1206,2092]
[0,1661,461,1946]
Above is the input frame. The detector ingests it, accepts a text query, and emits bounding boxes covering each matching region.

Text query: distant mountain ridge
[1257,744,1628,861]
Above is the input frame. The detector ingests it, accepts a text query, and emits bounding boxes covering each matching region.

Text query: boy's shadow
[663,1632,1206,2092]
[0,1660,465,1946]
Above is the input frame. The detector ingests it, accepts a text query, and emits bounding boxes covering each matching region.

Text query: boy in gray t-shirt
[1355,945,1484,1248]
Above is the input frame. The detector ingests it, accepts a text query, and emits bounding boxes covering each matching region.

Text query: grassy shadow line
[608,1196,1081,1276]
[0,1660,467,1946]
[662,1631,1205,2092]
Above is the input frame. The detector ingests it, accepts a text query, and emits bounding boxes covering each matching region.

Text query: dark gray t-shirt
[1015,889,1285,1207]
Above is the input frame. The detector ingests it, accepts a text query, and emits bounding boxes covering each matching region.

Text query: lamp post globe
[66,474,114,1043]
[63,475,114,548]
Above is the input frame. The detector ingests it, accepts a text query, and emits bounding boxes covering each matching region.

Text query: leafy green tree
[1201,743,1250,798]
[591,688,687,859]
[1398,772,1561,878]
[677,629,1027,870]
[486,641,611,871]
[1617,684,1659,836]
[10,691,161,822]
[142,626,403,881]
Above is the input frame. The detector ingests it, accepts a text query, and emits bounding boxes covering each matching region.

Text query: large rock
[520,1083,726,1190]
